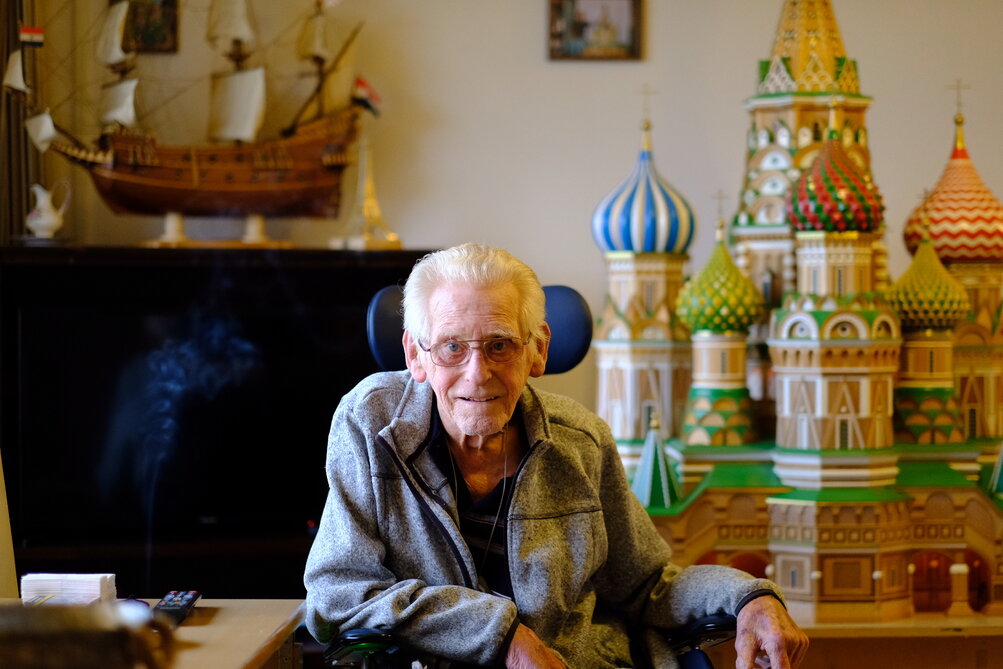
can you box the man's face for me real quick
[404,281,548,440]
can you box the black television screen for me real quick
[1,247,427,597]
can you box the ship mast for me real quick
[284,19,363,136]
[208,0,257,71]
[97,1,139,129]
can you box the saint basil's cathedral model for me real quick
[591,0,1003,623]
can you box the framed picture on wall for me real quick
[548,0,642,61]
[121,0,179,53]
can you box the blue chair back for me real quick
[366,284,592,375]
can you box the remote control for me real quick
[153,590,202,626]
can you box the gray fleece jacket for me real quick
[304,371,782,668]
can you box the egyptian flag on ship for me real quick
[351,77,381,116]
[19,26,44,47]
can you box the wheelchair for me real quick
[323,613,737,668]
[338,286,737,667]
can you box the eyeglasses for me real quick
[418,337,530,367]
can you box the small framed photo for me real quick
[123,0,179,54]
[548,0,642,61]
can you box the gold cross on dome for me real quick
[638,83,657,121]
[712,190,729,220]
[947,78,972,115]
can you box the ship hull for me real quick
[54,108,359,218]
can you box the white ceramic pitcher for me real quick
[26,180,70,238]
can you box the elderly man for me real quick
[305,244,808,668]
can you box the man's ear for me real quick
[402,330,428,382]
[529,322,551,378]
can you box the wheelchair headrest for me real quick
[366,284,593,375]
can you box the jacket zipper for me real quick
[375,434,475,589]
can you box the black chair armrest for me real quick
[323,627,396,666]
[326,615,738,667]
[668,612,737,654]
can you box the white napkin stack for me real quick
[20,573,117,605]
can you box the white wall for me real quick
[35,0,1003,410]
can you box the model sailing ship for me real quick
[3,0,363,244]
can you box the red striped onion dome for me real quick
[787,129,884,232]
[592,121,695,254]
[903,115,1003,262]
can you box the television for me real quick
[0,246,428,597]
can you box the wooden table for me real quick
[705,612,1003,668]
[1,598,304,669]
[157,599,304,669]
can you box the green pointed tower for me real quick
[630,413,683,511]
[887,221,971,444]
[676,221,764,446]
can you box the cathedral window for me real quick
[837,418,850,449]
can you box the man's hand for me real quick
[734,595,809,669]
[505,623,566,669]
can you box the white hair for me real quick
[402,243,547,345]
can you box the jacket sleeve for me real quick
[303,378,519,665]
[588,418,783,629]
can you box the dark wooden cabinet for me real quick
[0,245,430,597]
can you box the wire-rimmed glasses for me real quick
[418,337,530,367]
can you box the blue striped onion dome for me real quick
[592,121,696,254]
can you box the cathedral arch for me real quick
[774,123,792,149]
[713,397,740,413]
[686,500,717,538]
[911,550,952,612]
[797,126,813,148]
[964,499,994,540]
[822,314,868,340]
[686,428,711,445]
[750,170,789,195]
[759,150,792,171]
[750,195,787,224]
[728,552,770,579]
[923,492,954,520]
[965,549,990,612]
[955,322,989,347]
[780,314,818,340]
[794,147,820,169]
[699,413,725,427]
[727,494,758,521]
[871,315,898,339]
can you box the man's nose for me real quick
[462,345,493,377]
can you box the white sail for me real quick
[96,1,132,68]
[3,50,30,94]
[208,0,256,51]
[297,11,332,63]
[321,35,356,112]
[209,67,265,143]
[25,110,57,152]
[100,78,138,127]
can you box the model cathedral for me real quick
[591,0,1003,623]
